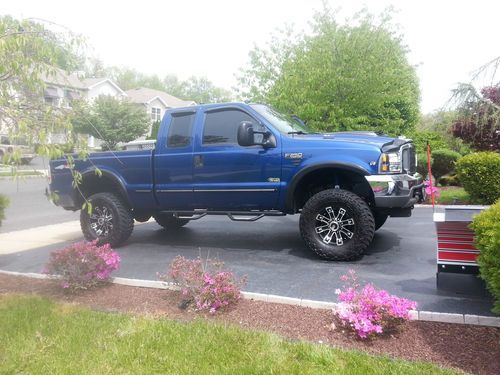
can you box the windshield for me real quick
[250,104,310,134]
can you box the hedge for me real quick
[431,149,461,182]
[471,201,500,313]
[456,152,500,204]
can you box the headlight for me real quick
[380,152,402,173]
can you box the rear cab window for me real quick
[167,112,196,148]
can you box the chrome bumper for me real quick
[365,173,425,208]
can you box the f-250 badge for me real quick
[284,152,303,159]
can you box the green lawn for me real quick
[437,187,471,205]
[0,295,457,375]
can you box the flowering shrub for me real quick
[424,180,439,199]
[159,255,245,313]
[334,270,417,339]
[44,240,120,291]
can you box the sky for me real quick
[2,0,499,113]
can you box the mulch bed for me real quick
[1,273,499,375]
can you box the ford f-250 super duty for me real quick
[49,103,424,261]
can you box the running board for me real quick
[160,209,285,222]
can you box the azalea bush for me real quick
[159,255,246,313]
[334,270,417,339]
[424,180,440,202]
[44,240,120,291]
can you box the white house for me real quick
[43,68,126,107]
[42,70,196,146]
[124,87,196,138]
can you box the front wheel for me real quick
[299,189,375,261]
[80,192,134,247]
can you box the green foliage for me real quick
[406,131,449,154]
[456,152,500,204]
[471,201,500,313]
[0,15,84,161]
[0,194,9,226]
[71,96,149,150]
[430,149,461,182]
[238,7,420,135]
[416,112,471,154]
[87,63,233,104]
[148,121,161,140]
[438,174,461,187]
[416,152,431,178]
[181,76,233,103]
[0,295,459,374]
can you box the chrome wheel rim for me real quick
[89,205,113,237]
[315,206,355,246]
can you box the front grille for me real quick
[401,144,416,174]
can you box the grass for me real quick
[0,295,457,375]
[436,187,471,205]
[0,169,43,177]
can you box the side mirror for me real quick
[237,121,256,146]
[237,121,276,148]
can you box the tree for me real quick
[71,96,149,150]
[85,60,233,104]
[451,85,500,151]
[182,76,233,103]
[0,15,83,159]
[237,7,420,135]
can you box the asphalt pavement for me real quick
[0,177,495,316]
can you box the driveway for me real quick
[0,178,495,316]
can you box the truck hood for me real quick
[292,131,410,151]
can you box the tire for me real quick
[299,189,375,261]
[153,213,189,229]
[373,211,389,231]
[80,192,134,247]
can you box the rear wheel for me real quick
[299,189,375,261]
[80,192,134,247]
[154,214,189,229]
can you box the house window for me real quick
[151,107,161,122]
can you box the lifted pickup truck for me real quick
[49,103,424,261]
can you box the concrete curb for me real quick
[1,269,498,328]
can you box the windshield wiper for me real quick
[287,131,308,135]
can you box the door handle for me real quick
[194,154,204,168]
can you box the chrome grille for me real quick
[401,144,416,174]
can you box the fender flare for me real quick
[284,162,370,212]
[77,168,132,207]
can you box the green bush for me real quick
[416,152,431,178]
[407,131,449,154]
[431,149,461,183]
[0,194,9,226]
[471,201,500,313]
[456,152,500,204]
[439,174,461,186]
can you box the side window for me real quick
[167,112,195,148]
[203,109,254,145]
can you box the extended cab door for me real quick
[154,110,197,209]
[192,106,281,211]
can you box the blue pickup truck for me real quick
[49,102,424,261]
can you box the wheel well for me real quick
[292,168,374,212]
[74,173,130,208]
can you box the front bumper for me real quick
[365,173,424,208]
